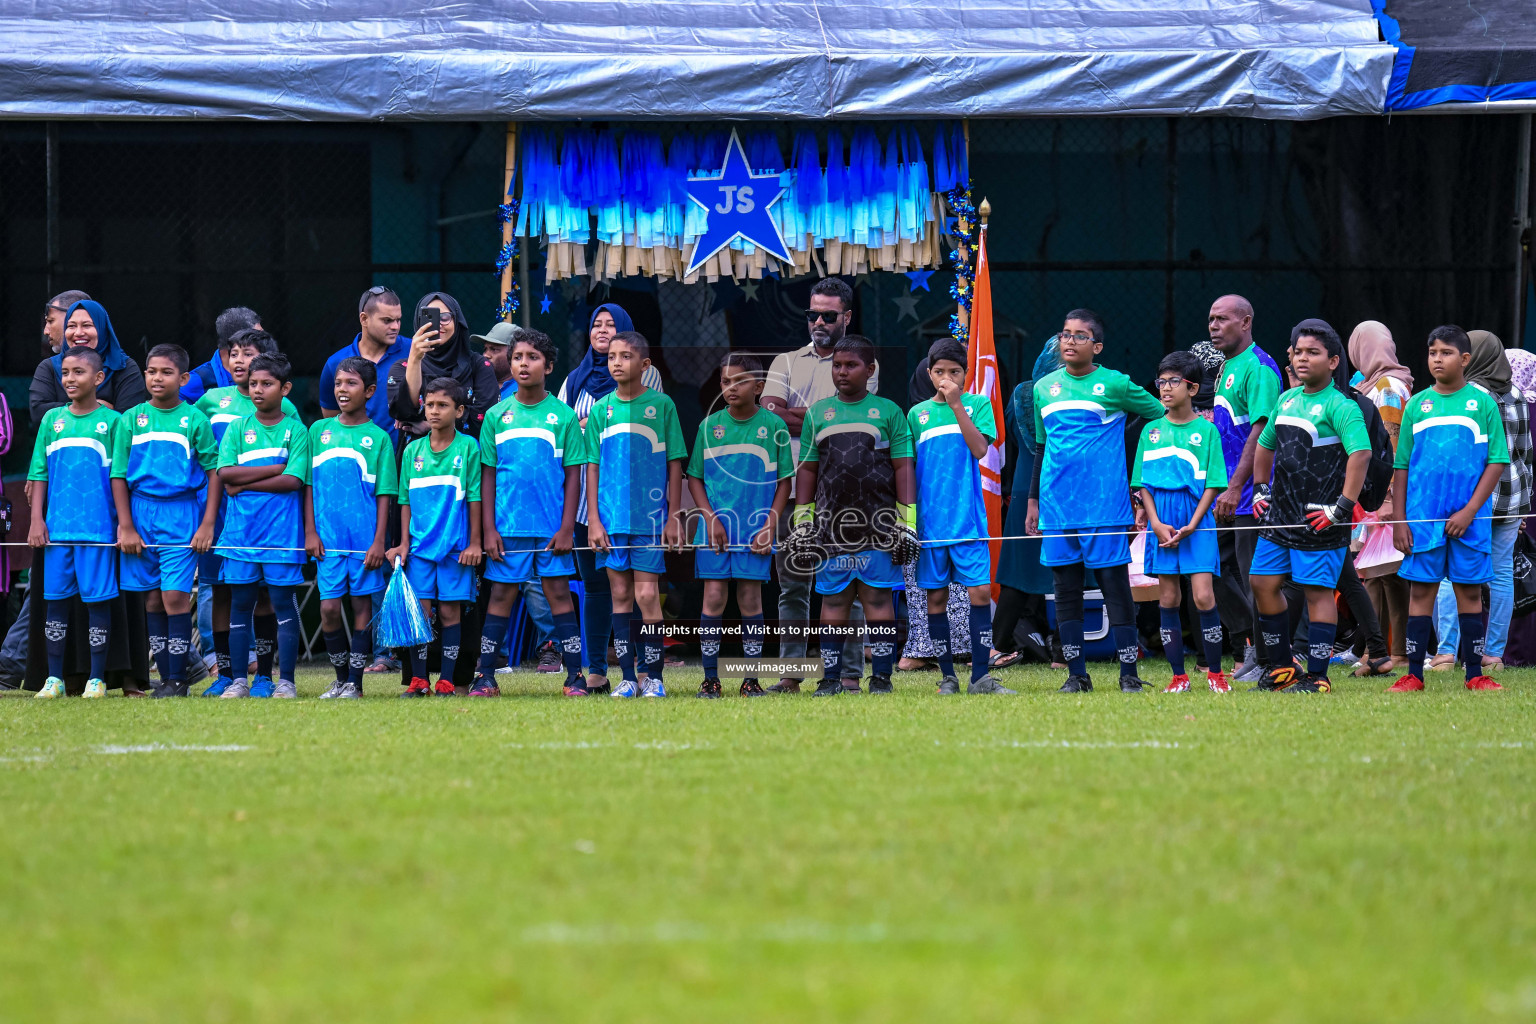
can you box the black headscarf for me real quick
[414,292,476,384]
[1290,318,1352,392]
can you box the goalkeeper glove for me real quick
[1304,495,1356,532]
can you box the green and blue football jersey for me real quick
[195,385,299,446]
[110,401,219,500]
[1394,383,1509,552]
[1212,345,1283,515]
[216,413,309,564]
[400,432,482,561]
[480,394,584,539]
[686,406,794,543]
[909,394,996,546]
[28,404,122,544]
[581,388,688,537]
[305,418,397,555]
[1257,385,1371,550]
[1033,366,1163,531]
[1131,416,1229,526]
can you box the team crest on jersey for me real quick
[244,430,257,444]
[1091,382,1106,396]
[452,455,463,469]
[361,436,373,448]
[1283,398,1294,410]
[501,411,513,425]
[1466,399,1479,411]
[1420,399,1433,413]
[95,422,108,434]
[1190,432,1202,445]
[606,406,614,419]
[824,408,835,421]
[136,413,148,428]
[52,419,64,433]
[320,429,332,445]
[1149,428,1160,443]
[1225,373,1235,389]
[413,454,425,471]
[546,412,558,424]
[918,411,930,425]
[1048,383,1062,397]
[867,407,880,419]
[179,416,189,428]
[219,396,231,409]
[712,424,725,440]
[756,426,768,439]
[1310,405,1322,416]
[643,406,657,419]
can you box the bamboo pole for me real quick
[500,123,518,322]
[955,120,973,339]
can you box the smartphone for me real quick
[417,308,443,338]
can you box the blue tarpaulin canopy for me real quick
[0,1,1396,121]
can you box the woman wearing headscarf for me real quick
[1431,330,1531,673]
[22,299,151,694]
[1346,320,1414,670]
[387,291,500,442]
[558,303,664,693]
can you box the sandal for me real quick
[1481,657,1505,673]
[896,657,936,672]
[1427,654,1456,672]
[989,650,1023,669]
[1353,655,1394,677]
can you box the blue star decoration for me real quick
[539,292,552,315]
[904,269,934,293]
[685,130,791,274]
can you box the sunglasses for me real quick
[1153,377,1196,390]
[804,309,843,324]
[358,284,391,312]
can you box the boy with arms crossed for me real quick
[1389,325,1509,692]
[1249,320,1371,693]
[304,357,397,699]
[789,335,913,696]
[1025,309,1163,693]
[215,353,309,698]
[584,332,687,699]
[687,353,793,698]
[1132,351,1231,693]
[478,330,586,697]
[28,347,121,699]
[112,344,222,698]
[908,338,1014,695]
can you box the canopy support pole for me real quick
[501,122,519,323]
[1514,113,1531,343]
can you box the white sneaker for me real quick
[273,679,298,699]
[81,678,107,699]
[337,682,362,699]
[612,679,639,699]
[35,676,65,699]
[220,679,251,699]
[318,681,347,699]
[641,678,667,698]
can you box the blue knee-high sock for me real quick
[1306,620,1336,676]
[584,588,612,676]
[643,625,664,683]
[440,622,462,684]
[229,584,259,684]
[870,618,895,678]
[213,627,231,679]
[44,599,70,679]
[1059,618,1086,676]
[1160,606,1185,676]
[146,609,169,682]
[1114,625,1140,679]
[167,612,192,684]
[1198,608,1224,676]
[479,613,509,677]
[1406,614,1432,678]
[322,629,349,682]
[411,641,428,681]
[613,611,636,682]
[349,629,371,688]
[700,613,722,677]
[86,602,111,681]
[821,633,845,681]
[267,587,300,683]
[1259,612,1292,673]
[1460,613,1487,680]
[969,603,992,683]
[928,611,955,678]
[554,610,582,683]
[742,613,765,660]
[254,612,276,678]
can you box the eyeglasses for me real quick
[804,309,843,324]
[1153,377,1195,390]
[358,285,391,312]
[1059,331,1095,344]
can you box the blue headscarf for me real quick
[561,303,636,403]
[52,300,131,383]
[1032,333,1063,380]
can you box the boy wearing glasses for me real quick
[1132,351,1230,693]
[1025,309,1164,693]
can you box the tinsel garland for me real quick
[495,198,522,320]
[944,182,977,346]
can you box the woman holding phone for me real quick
[386,291,499,440]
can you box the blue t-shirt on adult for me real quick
[179,352,235,403]
[318,333,413,444]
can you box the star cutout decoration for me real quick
[685,130,791,274]
[892,292,920,322]
[539,292,552,315]
[904,269,934,293]
[741,279,761,303]
[854,272,873,288]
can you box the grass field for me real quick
[2,660,1534,1023]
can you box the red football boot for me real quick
[1207,672,1232,693]
[1386,674,1424,692]
[1465,675,1503,691]
[1163,674,1190,693]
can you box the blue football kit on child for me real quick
[909,393,997,590]
[111,401,219,594]
[400,432,482,602]
[1131,415,1228,576]
[216,413,310,587]
[583,388,688,576]
[686,406,793,581]
[29,405,123,604]
[306,418,397,599]
[480,394,584,584]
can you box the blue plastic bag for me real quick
[376,557,434,650]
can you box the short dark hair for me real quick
[335,356,378,390]
[228,328,277,356]
[720,351,764,376]
[61,345,103,373]
[1428,324,1471,354]
[833,334,876,366]
[810,277,853,312]
[47,289,90,313]
[359,286,401,314]
[611,330,650,361]
[1158,350,1204,384]
[927,338,967,370]
[248,353,292,385]
[215,307,261,348]
[1292,320,1343,360]
[512,327,557,367]
[1063,308,1105,344]
[423,376,467,407]
[146,343,190,374]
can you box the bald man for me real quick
[1207,294,1283,682]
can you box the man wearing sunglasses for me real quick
[762,277,879,692]
[317,286,411,445]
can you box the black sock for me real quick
[411,642,428,681]
[168,612,192,684]
[1198,608,1224,676]
[928,610,954,678]
[742,613,765,660]
[146,609,169,682]
[228,584,258,684]
[1259,612,1292,672]
[614,611,636,682]
[214,629,231,679]
[479,613,509,677]
[821,636,844,681]
[554,610,582,684]
[323,629,349,682]
[1460,613,1487,680]
[268,588,300,683]
[254,612,276,678]
[969,603,992,683]
[1113,624,1140,679]
[349,629,371,689]
[643,630,664,683]
[440,622,462,684]
[86,602,112,681]
[870,619,896,678]
[1306,621,1335,676]
[1406,614,1431,678]
[1160,606,1185,676]
[1059,619,1086,676]
[700,613,721,677]
[44,599,70,679]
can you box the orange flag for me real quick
[966,224,1006,598]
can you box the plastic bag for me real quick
[376,557,434,649]
[1354,519,1403,579]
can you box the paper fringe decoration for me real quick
[512,121,969,285]
[377,557,435,651]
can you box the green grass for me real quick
[2,661,1535,1023]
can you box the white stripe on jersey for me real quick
[46,436,110,464]
[917,423,963,445]
[599,422,666,454]
[130,431,191,456]
[210,413,239,427]
[495,426,561,458]
[1213,395,1249,424]
[1040,400,1125,425]
[1412,415,1488,444]
[812,422,888,449]
[407,474,465,500]
[311,446,377,484]
[1141,446,1207,480]
[1273,414,1339,446]
[237,446,289,464]
[701,443,774,473]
